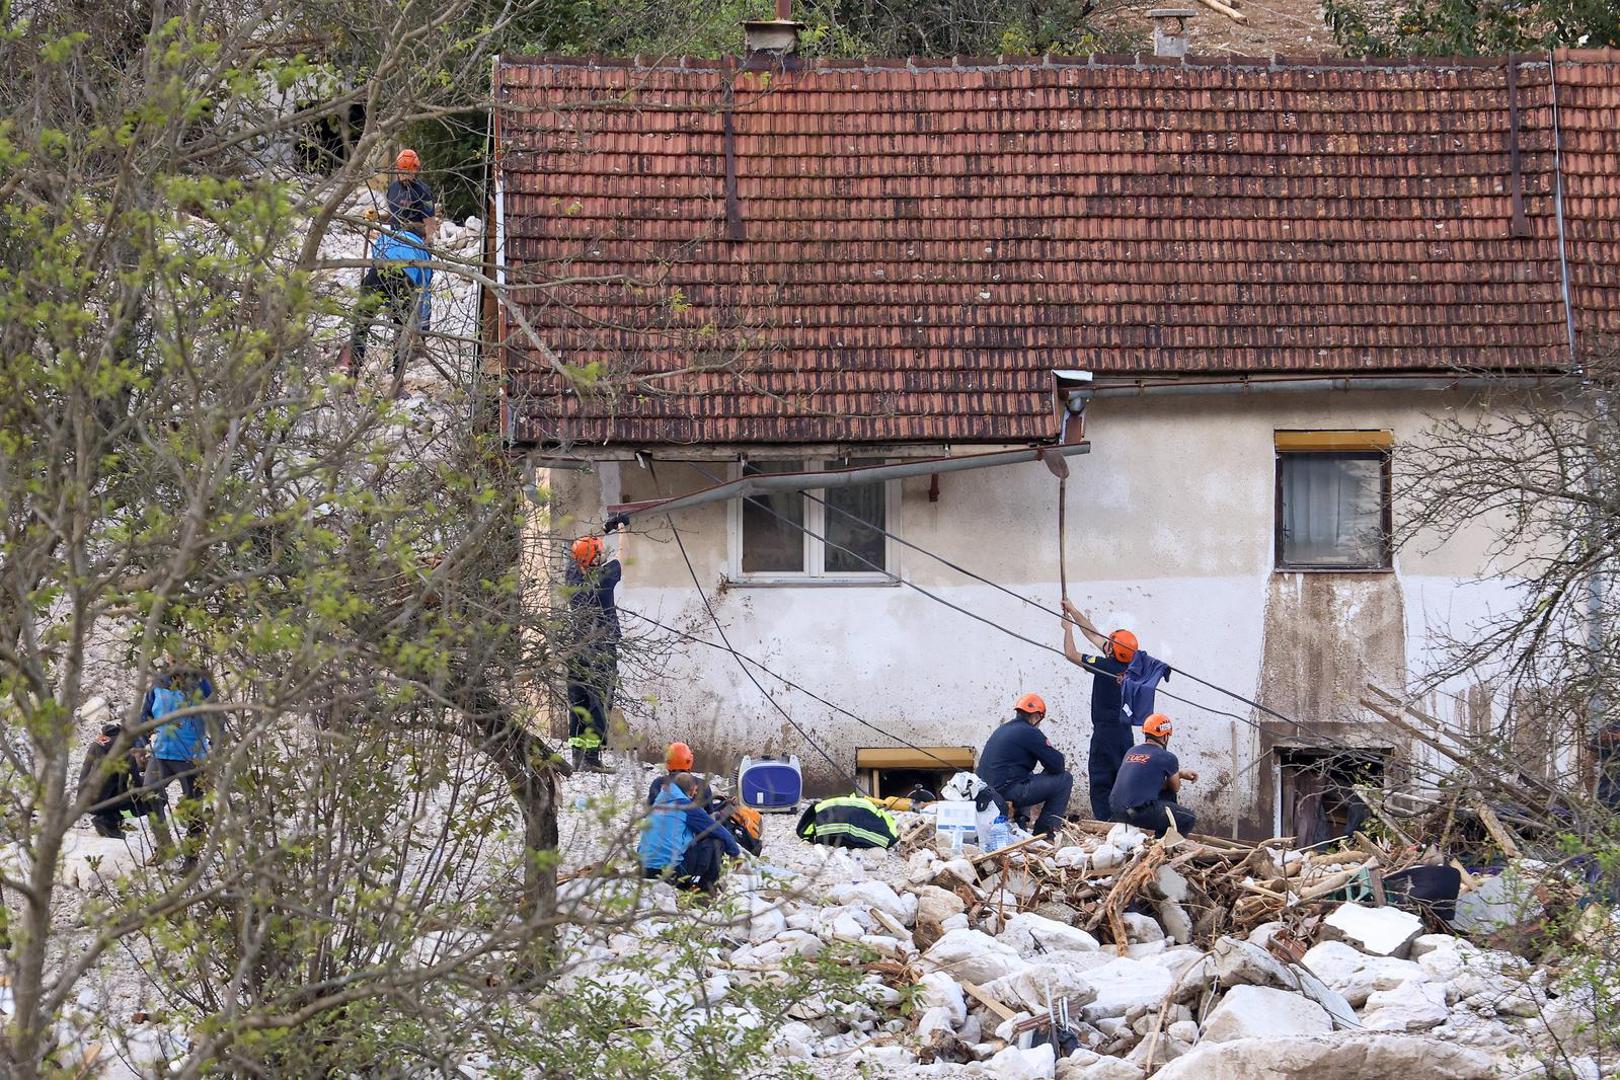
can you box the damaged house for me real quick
[489,31,1620,835]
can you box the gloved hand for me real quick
[603,512,630,533]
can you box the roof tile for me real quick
[494,51,1620,446]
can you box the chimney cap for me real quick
[1148,8,1196,57]
[742,17,804,55]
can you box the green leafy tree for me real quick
[1326,0,1620,56]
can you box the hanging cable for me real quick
[620,607,983,778]
[684,459,1330,736]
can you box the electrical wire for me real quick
[681,459,1311,731]
[619,606,983,780]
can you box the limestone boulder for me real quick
[912,884,967,925]
[1001,911,1101,957]
[1200,985,1333,1043]
[1077,956,1174,1021]
[924,927,1027,984]
[1152,1034,1500,1080]
[1321,903,1424,958]
[1301,940,1427,1008]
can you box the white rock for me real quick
[1089,844,1124,872]
[830,879,914,924]
[1153,865,1190,903]
[1201,985,1332,1042]
[1360,979,1450,1032]
[986,955,1110,1013]
[918,971,969,1024]
[771,1020,817,1059]
[1001,912,1101,956]
[914,883,967,924]
[1300,941,1427,1007]
[936,857,980,887]
[942,913,970,931]
[1408,933,1462,959]
[1167,1019,1199,1044]
[1071,1059,1143,1080]
[1106,823,1146,852]
[1120,912,1164,944]
[917,1004,957,1042]
[1054,845,1091,868]
[925,927,1028,984]
[463,215,482,231]
[1077,956,1174,1020]
[1321,902,1423,958]
[1153,1034,1499,1079]
[742,895,787,943]
[907,849,939,884]
[1157,901,1193,945]
[981,1043,1057,1080]
[858,1045,915,1067]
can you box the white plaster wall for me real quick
[549,390,1531,834]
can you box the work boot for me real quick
[92,817,124,839]
[582,749,609,773]
[568,747,584,771]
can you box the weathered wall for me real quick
[539,390,1527,835]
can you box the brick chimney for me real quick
[1148,8,1196,57]
[743,0,803,56]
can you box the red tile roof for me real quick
[494,51,1620,447]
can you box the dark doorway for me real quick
[1278,747,1386,846]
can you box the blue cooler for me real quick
[738,755,802,812]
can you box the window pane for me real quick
[1279,453,1388,568]
[823,458,887,575]
[741,460,806,573]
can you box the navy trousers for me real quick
[1087,724,1134,820]
[1115,797,1197,838]
[1000,771,1074,835]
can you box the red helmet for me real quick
[666,742,694,770]
[571,535,603,568]
[395,148,421,171]
[1143,713,1173,739]
[1108,629,1139,664]
[1014,692,1047,716]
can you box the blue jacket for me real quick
[1120,651,1172,724]
[141,668,214,762]
[639,785,740,871]
[977,717,1066,792]
[372,229,432,288]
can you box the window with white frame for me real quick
[732,459,896,581]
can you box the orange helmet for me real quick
[1108,629,1139,664]
[666,742,694,770]
[395,148,421,171]
[571,535,604,568]
[1014,692,1047,716]
[1143,713,1173,739]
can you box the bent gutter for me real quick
[1074,375,1578,401]
[606,442,1091,518]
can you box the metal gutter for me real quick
[606,442,1091,517]
[1075,374,1577,401]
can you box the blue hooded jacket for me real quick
[639,784,740,871]
[142,668,214,762]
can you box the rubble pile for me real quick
[616,816,1618,1079]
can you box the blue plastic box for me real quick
[738,754,802,812]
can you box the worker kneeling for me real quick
[977,693,1074,836]
[1109,713,1198,837]
[639,772,741,895]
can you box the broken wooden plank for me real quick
[1474,800,1523,859]
[1193,0,1248,22]
[962,979,1019,1022]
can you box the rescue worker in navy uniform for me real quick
[1110,713,1198,837]
[1061,599,1141,820]
[564,513,629,770]
[976,692,1074,836]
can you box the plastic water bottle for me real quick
[986,814,1011,853]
